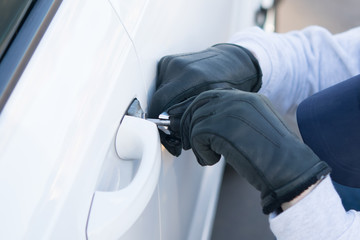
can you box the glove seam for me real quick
[262,162,331,214]
[162,76,260,111]
[227,114,280,147]
[191,131,276,194]
[259,94,296,136]
[230,98,286,138]
[158,51,217,87]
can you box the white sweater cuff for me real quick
[269,176,355,240]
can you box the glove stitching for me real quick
[231,98,286,137]
[160,53,218,85]
[212,43,263,80]
[259,94,295,136]
[191,132,276,192]
[162,76,259,111]
[182,99,218,149]
[227,114,280,147]
[159,42,253,82]
[157,50,213,86]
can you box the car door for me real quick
[107,1,263,239]
[0,0,161,239]
[0,0,264,239]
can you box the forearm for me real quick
[229,26,360,117]
[281,179,321,211]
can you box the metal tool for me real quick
[145,118,170,126]
[126,99,171,135]
[146,112,171,135]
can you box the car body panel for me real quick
[0,0,262,239]
[87,115,162,239]
[0,0,148,238]
[109,0,261,239]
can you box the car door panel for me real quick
[110,0,261,239]
[87,116,162,239]
[0,0,263,239]
[110,0,255,239]
[0,0,158,238]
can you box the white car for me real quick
[0,0,274,239]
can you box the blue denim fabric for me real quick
[333,180,360,211]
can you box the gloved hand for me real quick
[181,89,331,214]
[148,44,262,156]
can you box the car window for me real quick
[0,0,35,61]
[0,0,61,113]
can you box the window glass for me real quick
[0,0,34,60]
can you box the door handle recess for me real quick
[87,116,161,239]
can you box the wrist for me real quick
[281,179,322,211]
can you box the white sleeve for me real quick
[229,26,360,120]
[268,176,360,240]
[230,27,360,239]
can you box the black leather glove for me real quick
[148,43,262,156]
[181,89,331,214]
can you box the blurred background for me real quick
[277,0,360,33]
[211,0,360,239]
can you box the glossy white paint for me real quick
[0,0,146,239]
[0,0,262,239]
[88,116,161,239]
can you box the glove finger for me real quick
[191,126,222,166]
[185,96,228,165]
[149,44,262,119]
[166,96,196,135]
[156,88,229,156]
[148,49,215,118]
[181,90,222,150]
[159,131,182,157]
[152,97,195,156]
[181,89,258,165]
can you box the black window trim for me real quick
[0,0,36,61]
[0,0,62,113]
